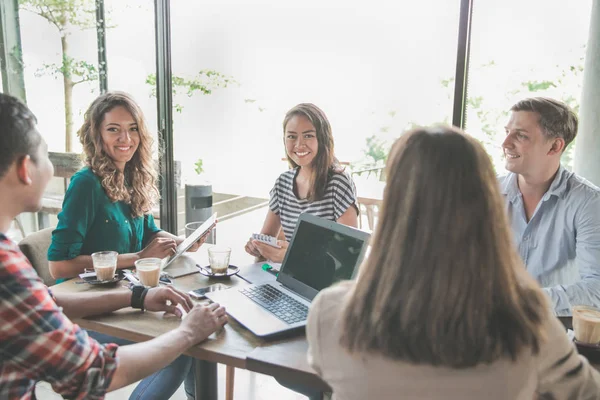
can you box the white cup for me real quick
[135,257,162,287]
[91,251,118,281]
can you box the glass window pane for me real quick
[466,0,593,171]
[104,1,161,227]
[19,1,100,154]
[104,0,157,134]
[170,0,460,239]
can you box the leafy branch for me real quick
[146,70,237,112]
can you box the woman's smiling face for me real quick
[100,106,140,171]
[284,114,319,168]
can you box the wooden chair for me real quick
[351,163,385,231]
[18,227,55,286]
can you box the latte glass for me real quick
[91,251,118,281]
[207,246,231,275]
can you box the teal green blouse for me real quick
[48,167,161,264]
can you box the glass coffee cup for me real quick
[207,246,231,275]
[572,305,600,345]
[91,251,118,281]
[135,258,162,287]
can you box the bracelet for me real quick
[131,285,148,311]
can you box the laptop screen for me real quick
[277,213,370,299]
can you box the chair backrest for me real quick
[49,152,83,191]
[18,227,55,286]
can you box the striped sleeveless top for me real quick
[269,168,358,241]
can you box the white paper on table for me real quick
[266,261,282,272]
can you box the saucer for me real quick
[82,274,124,286]
[197,265,240,278]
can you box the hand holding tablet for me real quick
[161,213,217,270]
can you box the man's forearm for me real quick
[107,327,194,392]
[55,290,132,319]
[546,279,600,316]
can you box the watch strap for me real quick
[131,285,148,311]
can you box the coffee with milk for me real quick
[573,305,600,345]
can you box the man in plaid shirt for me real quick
[0,93,227,399]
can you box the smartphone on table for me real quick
[188,283,230,300]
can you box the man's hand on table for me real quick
[144,286,194,317]
[143,286,228,344]
[180,302,228,345]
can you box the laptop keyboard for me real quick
[240,284,309,325]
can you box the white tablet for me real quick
[161,213,217,270]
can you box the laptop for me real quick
[205,213,371,337]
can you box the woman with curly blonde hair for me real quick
[48,91,206,279]
[47,91,209,399]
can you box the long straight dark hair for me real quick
[340,126,546,367]
[283,103,341,202]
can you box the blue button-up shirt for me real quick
[499,165,600,316]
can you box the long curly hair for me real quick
[77,91,159,217]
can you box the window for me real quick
[169,0,461,236]
[465,0,592,171]
[18,1,101,153]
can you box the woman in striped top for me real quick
[245,103,359,263]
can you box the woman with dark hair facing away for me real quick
[245,103,359,263]
[306,126,600,399]
[47,91,211,399]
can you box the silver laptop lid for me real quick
[276,213,370,301]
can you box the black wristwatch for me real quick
[131,285,149,311]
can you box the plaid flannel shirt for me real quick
[0,234,119,399]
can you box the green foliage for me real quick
[456,54,585,171]
[20,0,99,86]
[19,0,97,32]
[364,135,389,164]
[36,57,98,83]
[194,159,204,175]
[521,80,556,92]
[146,71,237,112]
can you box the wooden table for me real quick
[50,246,330,399]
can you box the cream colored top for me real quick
[306,284,600,400]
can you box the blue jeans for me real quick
[87,330,195,399]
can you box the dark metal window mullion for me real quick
[95,0,108,93]
[0,0,27,102]
[154,0,177,234]
[452,0,474,129]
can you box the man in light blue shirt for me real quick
[498,97,600,316]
